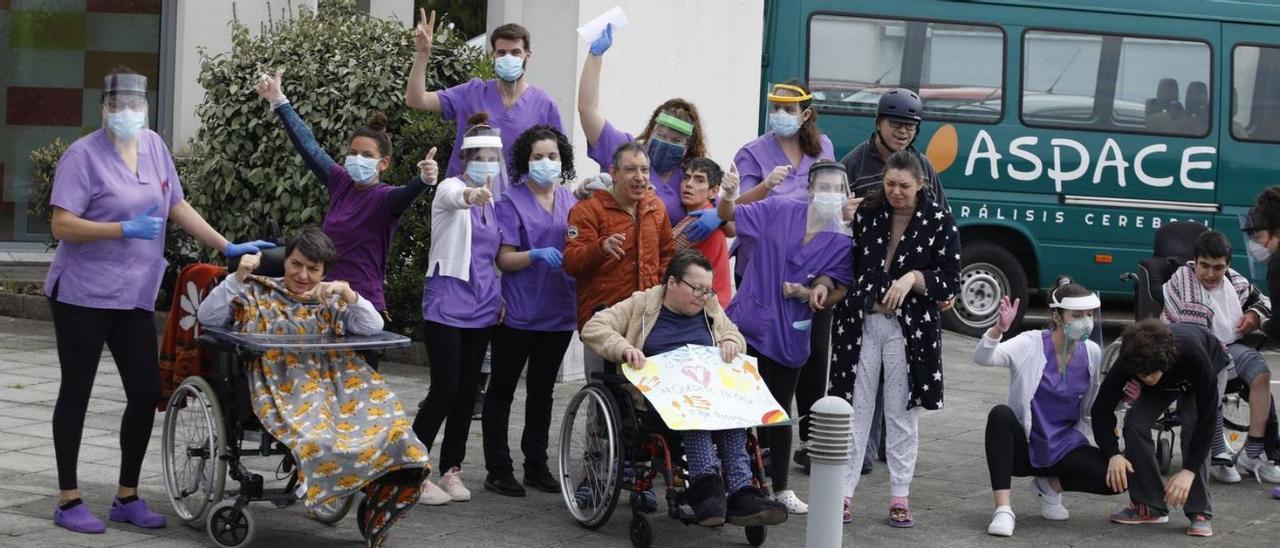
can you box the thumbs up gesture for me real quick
[418,147,439,185]
[719,163,741,201]
[121,203,164,240]
[468,176,494,207]
[255,69,287,107]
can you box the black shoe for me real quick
[484,473,526,497]
[793,448,809,468]
[861,459,873,475]
[523,466,561,494]
[685,474,727,527]
[726,486,787,527]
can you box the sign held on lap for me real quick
[623,344,789,431]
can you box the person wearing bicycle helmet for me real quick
[839,88,947,209]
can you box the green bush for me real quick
[26,137,70,239]
[183,0,491,332]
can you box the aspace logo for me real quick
[923,124,1216,192]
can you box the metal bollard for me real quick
[805,396,854,548]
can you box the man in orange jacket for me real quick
[564,141,675,376]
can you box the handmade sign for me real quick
[623,344,790,431]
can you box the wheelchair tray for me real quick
[201,326,412,353]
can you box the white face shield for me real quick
[1050,292,1102,345]
[460,133,508,200]
[806,163,852,237]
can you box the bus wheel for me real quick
[944,243,1028,337]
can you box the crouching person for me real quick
[580,249,787,527]
[197,226,429,547]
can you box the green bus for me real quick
[762,0,1280,335]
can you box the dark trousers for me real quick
[984,405,1118,494]
[482,326,573,476]
[752,346,802,492]
[1125,390,1212,517]
[796,307,832,443]
[412,320,492,474]
[49,298,161,490]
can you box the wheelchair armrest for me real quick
[196,332,240,353]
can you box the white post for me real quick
[805,396,853,548]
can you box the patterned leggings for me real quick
[844,313,919,499]
[684,429,752,494]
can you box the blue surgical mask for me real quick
[647,136,686,174]
[1064,317,1093,342]
[466,161,501,187]
[106,109,147,140]
[494,55,524,82]
[768,111,801,137]
[344,155,379,184]
[528,159,562,187]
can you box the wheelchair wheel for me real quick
[162,376,227,525]
[558,384,623,529]
[1101,338,1122,376]
[1156,432,1174,476]
[629,512,654,548]
[309,493,355,524]
[208,500,256,547]
[746,525,767,546]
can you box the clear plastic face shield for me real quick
[101,73,149,139]
[646,112,693,174]
[460,131,509,200]
[765,83,813,137]
[1049,292,1103,346]
[806,162,851,236]
[1240,210,1275,279]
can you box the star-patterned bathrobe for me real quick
[829,196,961,410]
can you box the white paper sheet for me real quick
[577,6,629,43]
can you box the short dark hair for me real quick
[1118,319,1178,376]
[1255,186,1280,233]
[885,149,924,182]
[685,157,723,188]
[285,225,337,269]
[1192,230,1232,261]
[663,248,713,285]
[1048,275,1092,327]
[610,141,648,169]
[490,23,531,51]
[509,125,575,182]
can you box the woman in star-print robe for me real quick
[829,150,960,526]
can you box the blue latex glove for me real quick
[224,240,277,258]
[681,208,721,243]
[589,23,613,56]
[121,204,164,240]
[529,247,564,269]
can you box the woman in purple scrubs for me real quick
[412,113,505,506]
[715,161,857,515]
[975,279,1120,537]
[481,125,578,497]
[256,70,433,320]
[45,68,272,534]
[576,24,717,241]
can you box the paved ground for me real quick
[0,313,1277,547]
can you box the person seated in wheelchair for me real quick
[1091,320,1228,537]
[974,277,1124,538]
[580,249,788,527]
[1161,230,1280,484]
[196,226,429,546]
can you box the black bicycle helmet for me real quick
[877,88,924,123]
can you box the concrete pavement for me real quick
[0,313,1277,547]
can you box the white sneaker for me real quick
[1236,451,1280,483]
[439,466,472,501]
[1032,477,1069,520]
[771,489,809,515]
[987,506,1015,537]
[1210,460,1242,484]
[419,478,451,505]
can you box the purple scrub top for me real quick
[494,182,578,332]
[1029,331,1091,468]
[422,205,502,328]
[438,78,564,178]
[321,164,398,311]
[45,129,184,311]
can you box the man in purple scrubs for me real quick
[405,9,563,181]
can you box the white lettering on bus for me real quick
[963,130,1215,191]
[958,204,1207,230]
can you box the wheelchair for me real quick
[158,246,412,547]
[557,368,774,548]
[1101,221,1259,474]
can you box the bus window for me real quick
[807,14,1003,123]
[1022,30,1210,137]
[1233,45,1280,143]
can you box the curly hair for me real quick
[1118,319,1178,376]
[635,98,707,166]
[509,125,575,182]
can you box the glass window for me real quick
[1022,30,1211,137]
[0,1,163,243]
[807,15,1003,123]
[1233,44,1280,142]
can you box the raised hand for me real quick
[414,8,436,55]
[468,176,494,207]
[763,165,792,190]
[996,296,1020,334]
[235,251,261,283]
[719,163,741,201]
[418,146,438,184]
[589,23,613,56]
[255,69,285,104]
[842,196,864,223]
